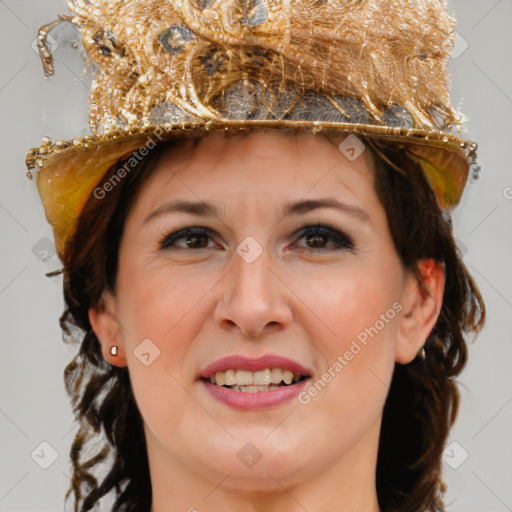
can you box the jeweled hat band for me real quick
[147,83,417,129]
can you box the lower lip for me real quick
[200,378,310,410]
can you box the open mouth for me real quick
[201,368,310,393]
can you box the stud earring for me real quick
[110,346,119,356]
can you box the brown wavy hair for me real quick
[57,131,485,512]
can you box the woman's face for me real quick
[91,130,442,502]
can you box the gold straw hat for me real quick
[25,0,480,264]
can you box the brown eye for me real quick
[185,233,209,249]
[160,227,213,250]
[305,232,329,249]
[297,225,354,251]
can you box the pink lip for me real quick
[200,378,310,411]
[199,354,312,379]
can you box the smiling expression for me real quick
[90,129,443,506]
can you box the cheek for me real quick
[294,262,400,409]
[116,262,218,360]
[296,259,402,348]
[115,268,214,442]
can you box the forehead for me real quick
[158,130,375,175]
[127,130,380,221]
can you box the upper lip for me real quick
[199,354,312,379]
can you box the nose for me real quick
[214,245,293,338]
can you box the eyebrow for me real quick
[143,198,371,225]
[281,198,371,224]
[143,199,219,225]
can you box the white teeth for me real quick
[231,385,281,392]
[283,370,293,385]
[253,369,271,385]
[235,369,253,385]
[207,368,305,387]
[270,368,283,384]
[224,369,236,385]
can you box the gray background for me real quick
[1,1,511,510]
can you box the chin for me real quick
[189,435,319,489]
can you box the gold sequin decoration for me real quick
[35,0,464,135]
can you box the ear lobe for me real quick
[395,259,445,364]
[88,291,127,367]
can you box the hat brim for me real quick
[26,119,474,263]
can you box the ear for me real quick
[88,291,127,367]
[395,259,445,364]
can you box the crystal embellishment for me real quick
[158,25,194,54]
[148,102,197,125]
[241,0,268,27]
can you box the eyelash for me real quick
[158,223,355,252]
